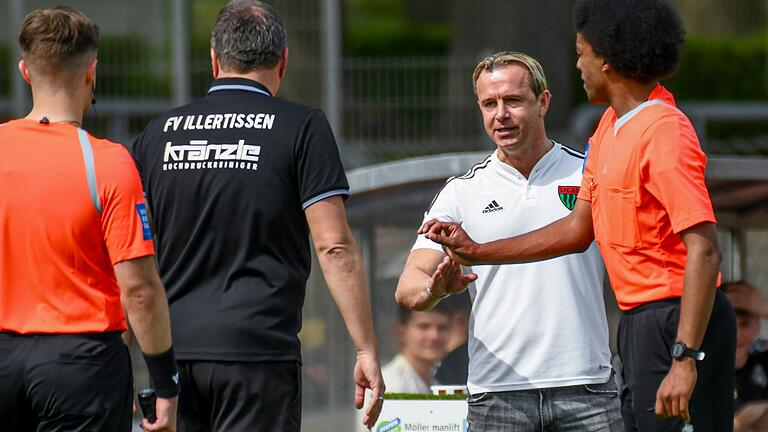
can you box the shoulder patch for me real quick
[136,203,153,240]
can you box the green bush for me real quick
[345,22,451,58]
[384,393,467,400]
[97,35,170,98]
[663,33,768,100]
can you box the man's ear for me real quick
[18,60,32,85]
[278,47,288,79]
[210,48,220,79]
[538,89,552,117]
[85,58,98,87]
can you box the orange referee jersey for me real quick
[0,119,154,334]
[577,85,716,310]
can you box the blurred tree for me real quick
[677,0,767,36]
[447,0,576,135]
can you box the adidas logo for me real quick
[482,200,503,213]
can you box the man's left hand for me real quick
[655,358,697,422]
[354,351,385,429]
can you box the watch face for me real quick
[672,343,685,358]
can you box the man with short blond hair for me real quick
[397,51,621,430]
[0,6,177,432]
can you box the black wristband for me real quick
[143,347,180,398]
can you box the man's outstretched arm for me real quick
[396,249,477,311]
[305,195,384,429]
[420,198,595,265]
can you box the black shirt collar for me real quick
[208,78,272,97]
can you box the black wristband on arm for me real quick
[143,347,180,398]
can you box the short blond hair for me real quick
[19,6,99,72]
[472,51,548,97]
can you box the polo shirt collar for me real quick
[208,78,273,97]
[491,140,560,184]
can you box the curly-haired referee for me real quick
[420,1,735,431]
[0,7,179,432]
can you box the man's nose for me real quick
[494,103,509,121]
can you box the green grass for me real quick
[384,393,467,400]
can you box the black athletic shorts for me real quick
[177,360,302,432]
[0,331,133,432]
[618,289,736,432]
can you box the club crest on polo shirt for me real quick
[558,186,580,211]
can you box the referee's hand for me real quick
[141,396,177,432]
[655,358,696,422]
[354,351,385,429]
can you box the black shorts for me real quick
[177,360,302,432]
[618,289,736,432]
[0,331,133,432]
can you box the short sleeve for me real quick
[96,144,155,264]
[295,110,349,209]
[642,116,716,233]
[577,139,595,202]
[412,180,459,252]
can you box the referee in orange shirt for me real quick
[0,7,178,431]
[420,0,735,431]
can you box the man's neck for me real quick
[26,88,85,126]
[608,80,658,118]
[401,352,435,387]
[497,136,553,178]
[216,70,280,96]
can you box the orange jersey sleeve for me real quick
[640,115,716,233]
[92,138,155,264]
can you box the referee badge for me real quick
[558,186,580,211]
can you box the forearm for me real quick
[123,284,173,355]
[395,266,444,311]
[121,317,133,348]
[318,241,378,355]
[676,241,720,349]
[472,209,593,264]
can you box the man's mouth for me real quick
[495,126,518,137]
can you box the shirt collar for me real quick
[647,83,676,106]
[208,78,272,97]
[612,84,676,135]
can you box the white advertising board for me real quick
[372,400,468,432]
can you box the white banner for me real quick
[372,400,468,432]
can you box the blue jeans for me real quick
[467,379,623,431]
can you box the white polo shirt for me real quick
[413,142,612,394]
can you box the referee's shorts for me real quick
[0,331,133,432]
[618,289,736,432]
[177,360,302,432]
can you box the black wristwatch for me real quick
[670,341,705,361]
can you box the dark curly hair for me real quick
[573,0,685,83]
